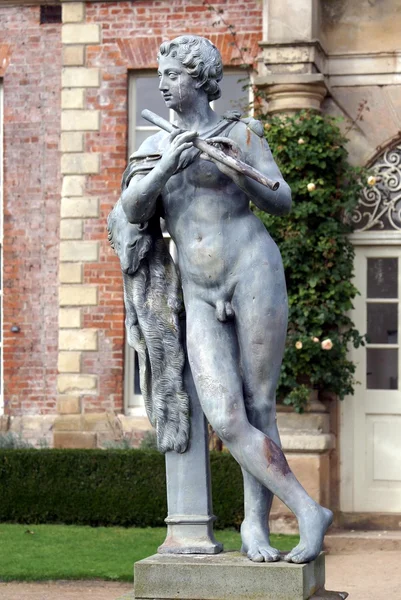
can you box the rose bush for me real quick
[254,111,366,412]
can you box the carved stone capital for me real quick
[260,80,327,114]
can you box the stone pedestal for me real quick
[133,552,346,600]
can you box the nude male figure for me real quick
[122,35,333,564]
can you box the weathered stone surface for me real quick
[134,552,325,600]
[62,45,85,66]
[2,415,56,448]
[57,374,98,394]
[54,431,97,449]
[59,285,98,306]
[53,414,83,431]
[280,433,335,452]
[62,176,86,197]
[59,328,97,351]
[61,131,84,153]
[62,24,101,45]
[61,196,99,219]
[62,2,85,24]
[61,152,100,174]
[60,219,83,240]
[61,89,85,110]
[58,351,81,373]
[60,240,99,262]
[59,307,82,329]
[83,413,115,432]
[264,0,318,44]
[59,263,83,284]
[277,411,330,433]
[57,395,82,415]
[61,110,100,131]
[62,67,100,88]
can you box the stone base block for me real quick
[133,551,327,600]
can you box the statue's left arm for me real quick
[212,121,292,216]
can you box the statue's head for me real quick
[158,35,223,102]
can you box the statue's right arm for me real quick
[122,128,197,224]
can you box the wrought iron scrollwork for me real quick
[352,144,401,231]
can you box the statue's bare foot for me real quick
[284,505,333,564]
[240,519,280,563]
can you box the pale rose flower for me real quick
[321,338,333,350]
[367,175,376,186]
[298,138,305,145]
[307,182,316,192]
[312,337,319,343]
[295,341,303,350]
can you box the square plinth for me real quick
[133,551,325,600]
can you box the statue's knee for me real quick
[212,414,241,444]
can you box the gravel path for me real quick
[1,551,400,599]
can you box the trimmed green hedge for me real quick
[0,449,243,529]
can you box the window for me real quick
[40,5,62,24]
[125,71,250,415]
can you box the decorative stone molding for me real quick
[352,143,401,232]
[260,80,327,114]
[256,41,328,113]
[258,41,327,77]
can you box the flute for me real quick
[141,109,280,192]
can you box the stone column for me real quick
[256,0,328,113]
[159,359,223,555]
[54,2,101,448]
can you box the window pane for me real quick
[367,303,398,344]
[367,258,398,298]
[134,352,141,395]
[136,77,169,126]
[214,73,250,116]
[367,348,398,389]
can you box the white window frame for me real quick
[124,70,252,415]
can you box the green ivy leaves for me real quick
[256,111,366,412]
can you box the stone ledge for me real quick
[281,433,335,453]
[134,551,325,600]
[54,431,97,449]
[254,72,326,87]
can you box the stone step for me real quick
[324,530,401,554]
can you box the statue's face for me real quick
[158,55,202,111]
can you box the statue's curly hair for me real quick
[158,35,223,101]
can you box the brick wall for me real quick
[82,0,263,414]
[1,0,262,423]
[0,5,62,416]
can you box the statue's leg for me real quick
[186,298,333,564]
[233,272,287,562]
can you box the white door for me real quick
[341,246,401,512]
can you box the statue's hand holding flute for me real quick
[142,109,280,191]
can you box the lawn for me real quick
[0,524,299,582]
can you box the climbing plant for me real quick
[254,111,367,412]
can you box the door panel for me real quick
[343,246,401,512]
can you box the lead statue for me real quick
[109,35,333,565]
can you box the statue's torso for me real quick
[144,127,283,299]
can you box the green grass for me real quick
[0,524,299,582]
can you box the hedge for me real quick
[0,449,243,529]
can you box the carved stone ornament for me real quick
[353,143,401,231]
